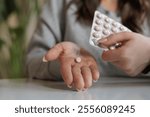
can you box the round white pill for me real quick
[111,27,118,33]
[95,19,102,25]
[119,26,125,31]
[93,32,100,38]
[103,30,109,36]
[104,24,110,29]
[94,26,101,31]
[96,13,102,19]
[105,18,110,23]
[75,57,82,63]
[112,22,118,27]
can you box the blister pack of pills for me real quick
[89,11,131,50]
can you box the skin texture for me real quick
[41,1,150,91]
[99,32,150,76]
[43,42,100,91]
[101,0,118,12]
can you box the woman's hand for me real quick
[99,32,150,76]
[43,42,100,91]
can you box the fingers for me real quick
[98,32,134,48]
[102,48,123,62]
[89,65,100,81]
[81,66,92,89]
[61,58,99,91]
[72,64,84,91]
[43,43,63,62]
[71,64,99,91]
[61,61,73,87]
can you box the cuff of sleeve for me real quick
[48,60,62,81]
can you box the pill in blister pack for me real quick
[89,11,131,49]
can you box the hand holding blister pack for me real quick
[89,11,131,50]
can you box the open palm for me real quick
[43,42,100,91]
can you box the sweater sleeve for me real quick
[26,0,66,80]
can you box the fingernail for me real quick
[42,56,48,62]
[76,89,82,92]
[82,88,88,91]
[93,80,98,83]
[67,85,72,89]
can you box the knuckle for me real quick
[124,65,137,77]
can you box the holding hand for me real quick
[43,42,100,91]
[99,32,150,76]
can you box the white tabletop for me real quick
[0,77,150,100]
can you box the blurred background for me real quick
[0,0,46,78]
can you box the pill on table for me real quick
[75,57,82,63]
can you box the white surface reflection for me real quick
[0,77,150,100]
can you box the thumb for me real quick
[98,32,132,48]
[43,43,63,62]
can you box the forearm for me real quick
[26,0,65,80]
